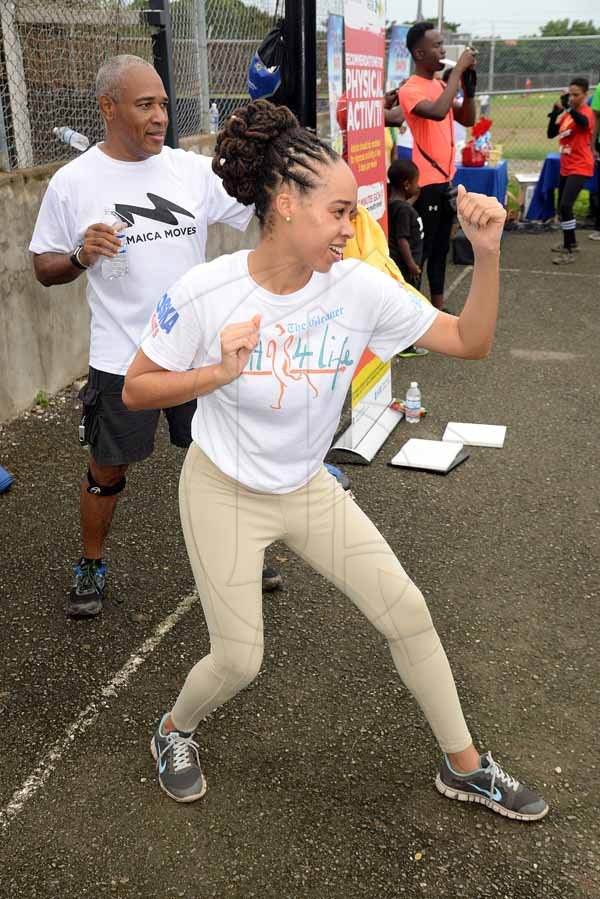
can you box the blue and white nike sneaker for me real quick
[150,714,207,803]
[436,751,549,821]
[68,558,106,618]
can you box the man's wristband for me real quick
[69,245,90,271]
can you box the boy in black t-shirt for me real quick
[387,158,424,286]
[387,158,427,358]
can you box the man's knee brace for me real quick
[86,467,126,497]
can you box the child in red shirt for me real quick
[547,77,595,263]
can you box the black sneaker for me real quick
[262,563,282,592]
[67,558,106,618]
[436,751,549,821]
[150,714,207,803]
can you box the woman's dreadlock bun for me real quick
[212,100,299,208]
[212,99,338,225]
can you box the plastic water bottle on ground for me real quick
[404,381,421,424]
[209,102,219,134]
[53,126,89,152]
[101,207,128,280]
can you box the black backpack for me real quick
[247,17,294,106]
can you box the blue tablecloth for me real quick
[453,159,508,204]
[526,153,599,221]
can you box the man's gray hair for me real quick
[96,55,155,100]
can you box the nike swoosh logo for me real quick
[468,782,502,802]
[159,757,167,774]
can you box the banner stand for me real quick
[331,402,404,463]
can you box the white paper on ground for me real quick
[442,422,506,448]
[390,438,465,472]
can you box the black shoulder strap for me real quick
[413,109,455,181]
[414,141,450,180]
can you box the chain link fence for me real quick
[0,0,282,172]
[1,3,599,173]
[0,1,152,170]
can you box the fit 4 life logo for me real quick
[244,316,354,411]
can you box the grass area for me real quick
[506,175,591,219]
[482,92,556,162]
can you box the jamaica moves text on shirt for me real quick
[125,225,197,245]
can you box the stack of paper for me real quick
[389,438,469,475]
[442,422,506,448]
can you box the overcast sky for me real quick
[385,0,600,38]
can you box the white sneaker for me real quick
[588,231,600,241]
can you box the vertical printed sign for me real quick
[344,0,387,233]
[386,24,411,91]
[327,15,344,156]
[331,3,404,462]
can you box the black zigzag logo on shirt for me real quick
[114,193,194,227]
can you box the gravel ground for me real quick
[0,232,599,899]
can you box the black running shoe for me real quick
[150,714,207,803]
[436,751,549,821]
[67,558,106,618]
[262,563,282,592]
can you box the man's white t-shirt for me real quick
[29,145,253,375]
[141,250,437,494]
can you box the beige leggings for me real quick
[172,444,472,754]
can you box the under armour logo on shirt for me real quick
[428,204,439,212]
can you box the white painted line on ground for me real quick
[0,591,199,830]
[445,266,472,298]
[501,267,600,279]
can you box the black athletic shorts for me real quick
[78,366,195,466]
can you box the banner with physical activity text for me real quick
[343,0,387,234]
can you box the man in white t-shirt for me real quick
[30,54,280,617]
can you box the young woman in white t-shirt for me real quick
[123,100,548,821]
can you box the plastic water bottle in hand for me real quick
[53,126,89,152]
[404,381,421,424]
[101,206,128,280]
[209,102,219,134]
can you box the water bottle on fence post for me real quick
[101,206,128,280]
[209,102,219,134]
[53,126,89,152]
[404,381,422,424]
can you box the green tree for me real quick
[539,18,600,36]
[127,0,273,37]
[385,19,462,37]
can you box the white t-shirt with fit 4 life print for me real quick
[141,249,438,494]
[29,145,253,375]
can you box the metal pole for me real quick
[0,94,10,171]
[284,0,316,129]
[0,1,33,168]
[193,0,210,134]
[143,0,179,147]
[437,0,444,34]
[489,30,496,93]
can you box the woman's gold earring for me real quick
[285,216,292,222]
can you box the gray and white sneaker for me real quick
[67,558,106,618]
[150,714,207,803]
[436,751,549,822]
